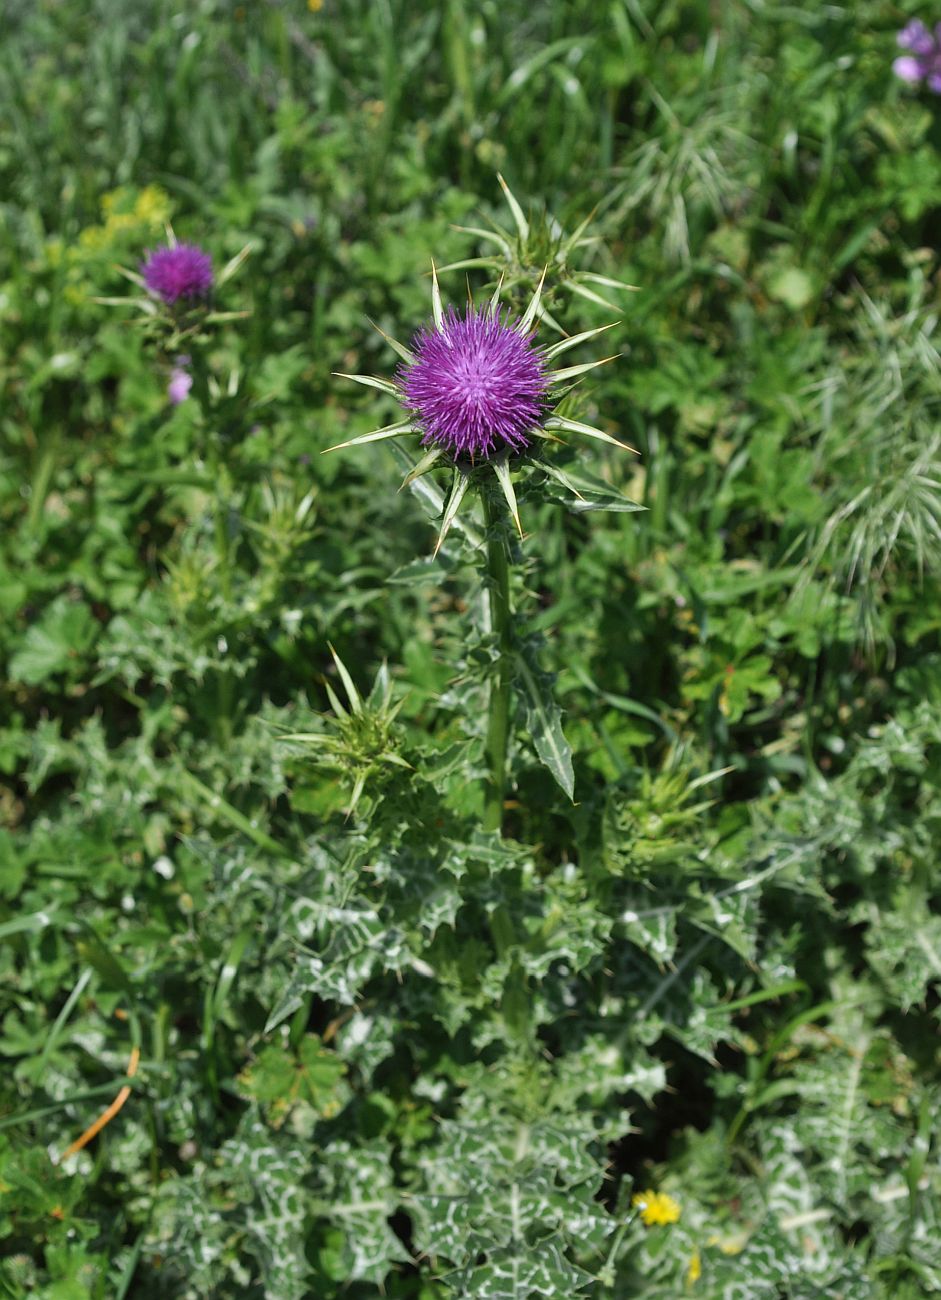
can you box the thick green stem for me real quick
[482,490,513,834]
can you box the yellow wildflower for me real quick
[79,225,109,251]
[133,185,171,227]
[632,1189,681,1226]
[687,1248,702,1284]
[308,0,323,10]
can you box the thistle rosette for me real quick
[330,265,636,552]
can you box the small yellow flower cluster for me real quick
[78,185,171,252]
[632,1189,682,1227]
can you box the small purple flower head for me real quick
[898,19,934,54]
[142,243,214,305]
[400,306,548,459]
[893,18,941,91]
[167,361,193,405]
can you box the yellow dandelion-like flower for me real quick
[632,1189,681,1226]
[308,0,323,10]
[687,1248,702,1284]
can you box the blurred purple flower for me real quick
[894,54,926,83]
[894,19,941,91]
[142,243,214,305]
[400,306,548,459]
[168,359,193,405]
[898,19,935,54]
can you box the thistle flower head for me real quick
[400,306,547,460]
[330,232,638,554]
[141,243,214,305]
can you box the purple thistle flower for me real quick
[894,19,941,92]
[400,306,548,460]
[141,243,214,305]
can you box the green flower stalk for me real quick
[100,228,254,740]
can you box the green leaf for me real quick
[430,259,444,329]
[496,172,529,242]
[516,649,574,800]
[518,265,547,333]
[333,372,400,397]
[544,414,636,453]
[492,458,522,537]
[368,318,415,364]
[539,462,643,513]
[9,596,98,685]
[322,420,414,454]
[434,468,472,557]
[543,321,619,362]
[547,354,619,385]
[400,445,444,488]
[238,1035,348,1125]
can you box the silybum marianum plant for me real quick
[330,187,640,830]
[102,230,255,740]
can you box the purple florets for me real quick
[894,20,941,92]
[400,307,548,459]
[167,359,193,405]
[141,244,214,305]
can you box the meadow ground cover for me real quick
[2,1,941,1296]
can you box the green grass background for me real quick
[2,1,941,1296]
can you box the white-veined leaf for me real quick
[516,652,574,800]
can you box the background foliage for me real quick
[2,1,941,1296]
